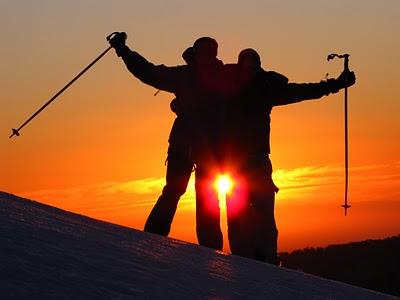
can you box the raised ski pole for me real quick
[9,32,120,139]
[327,53,351,216]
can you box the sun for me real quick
[214,174,234,197]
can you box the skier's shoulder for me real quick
[260,69,289,85]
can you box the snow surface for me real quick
[0,191,396,299]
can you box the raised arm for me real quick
[109,32,185,93]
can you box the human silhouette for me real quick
[109,33,356,260]
[109,34,226,250]
[223,48,356,264]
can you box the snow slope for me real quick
[0,191,395,299]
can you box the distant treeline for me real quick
[280,235,400,297]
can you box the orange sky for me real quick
[1,1,399,252]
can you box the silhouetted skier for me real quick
[109,33,226,250]
[224,49,356,264]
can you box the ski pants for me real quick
[226,156,278,264]
[144,147,193,236]
[194,163,224,251]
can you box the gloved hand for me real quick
[327,70,355,94]
[107,32,127,56]
[335,70,356,89]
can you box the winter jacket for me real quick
[117,46,228,162]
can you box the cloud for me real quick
[273,163,399,192]
[19,176,196,213]
[104,177,166,195]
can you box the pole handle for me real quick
[327,53,350,71]
[344,55,349,72]
[106,32,127,42]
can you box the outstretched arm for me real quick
[109,32,185,93]
[271,70,355,106]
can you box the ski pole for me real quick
[9,32,119,139]
[327,53,351,216]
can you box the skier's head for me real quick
[193,37,218,66]
[238,48,261,83]
[238,48,261,69]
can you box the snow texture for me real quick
[0,191,396,299]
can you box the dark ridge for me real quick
[280,235,400,296]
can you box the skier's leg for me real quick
[249,158,279,264]
[251,189,278,264]
[227,205,252,257]
[226,173,252,258]
[144,148,193,236]
[195,165,223,250]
